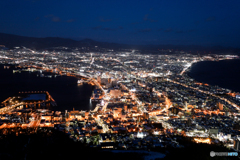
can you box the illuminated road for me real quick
[0,123,7,129]
[92,105,100,112]
[0,102,24,113]
[102,102,109,112]
[166,79,239,111]
[120,82,145,113]
[28,114,41,127]
[95,116,109,133]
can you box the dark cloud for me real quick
[143,14,149,21]
[143,14,158,22]
[102,28,117,31]
[205,16,216,22]
[164,28,172,32]
[131,14,157,25]
[67,19,75,23]
[52,17,61,22]
[45,15,75,23]
[194,21,200,25]
[92,26,122,31]
[138,28,152,33]
[175,30,184,33]
[92,26,102,30]
[99,17,112,22]
[188,29,195,32]
[221,16,231,21]
[45,14,53,18]
[130,22,143,25]
[25,0,40,2]
[45,14,61,22]
[175,29,195,33]
[148,19,158,22]
[34,17,40,21]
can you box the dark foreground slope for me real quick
[0,128,238,160]
[0,128,146,160]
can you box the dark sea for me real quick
[188,59,240,93]
[0,64,96,112]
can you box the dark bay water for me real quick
[0,64,96,112]
[188,59,240,92]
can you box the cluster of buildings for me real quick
[0,46,240,151]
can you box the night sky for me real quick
[0,0,239,47]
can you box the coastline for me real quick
[184,59,240,93]
[0,63,96,112]
[184,61,198,79]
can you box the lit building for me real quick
[109,89,122,98]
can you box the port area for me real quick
[0,91,56,113]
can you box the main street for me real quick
[95,116,109,133]
[166,78,240,111]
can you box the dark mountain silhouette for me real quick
[0,32,135,50]
[0,32,239,54]
[0,33,78,49]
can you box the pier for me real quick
[4,64,106,114]
[0,91,56,113]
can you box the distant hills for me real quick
[0,32,135,50]
[0,32,239,54]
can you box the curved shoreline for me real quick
[185,59,240,93]
[0,63,95,112]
